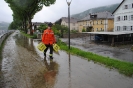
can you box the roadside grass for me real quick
[57,40,133,77]
[20,31,37,39]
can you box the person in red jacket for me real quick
[42,22,56,59]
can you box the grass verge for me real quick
[57,40,133,77]
[20,31,37,39]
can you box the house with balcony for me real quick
[113,0,133,32]
[78,11,114,32]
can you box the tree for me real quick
[38,24,47,33]
[52,24,68,37]
[86,26,92,32]
[8,22,18,29]
[5,0,56,34]
[71,29,78,34]
[82,28,86,32]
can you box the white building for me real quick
[113,0,133,32]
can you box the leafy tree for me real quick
[86,26,92,32]
[5,0,56,34]
[38,24,47,33]
[8,22,18,29]
[82,28,86,32]
[71,29,78,34]
[53,24,68,37]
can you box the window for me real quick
[73,23,75,26]
[124,16,127,20]
[124,5,128,9]
[123,26,127,31]
[131,26,132,31]
[117,26,120,31]
[101,21,102,24]
[117,16,120,21]
[131,15,133,20]
[132,3,133,8]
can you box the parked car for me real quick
[95,34,103,41]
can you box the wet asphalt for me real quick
[1,31,133,88]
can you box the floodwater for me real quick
[1,31,133,88]
[61,37,133,63]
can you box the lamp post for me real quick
[66,0,72,49]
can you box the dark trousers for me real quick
[44,44,53,55]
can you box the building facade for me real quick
[78,11,114,32]
[113,0,133,32]
[55,17,78,31]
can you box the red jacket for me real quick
[42,29,56,45]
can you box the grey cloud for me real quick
[0,0,122,23]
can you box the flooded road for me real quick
[1,31,133,88]
[61,38,133,63]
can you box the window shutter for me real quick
[122,6,125,9]
[131,15,133,20]
[129,15,131,21]
[128,4,131,9]
[127,15,128,20]
[121,26,123,31]
[127,26,129,31]
[121,16,123,21]
[120,26,121,31]
[115,26,117,31]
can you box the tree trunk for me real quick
[28,19,33,35]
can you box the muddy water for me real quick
[2,31,58,88]
[1,31,133,88]
[61,38,133,63]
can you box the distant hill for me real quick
[0,22,9,30]
[71,3,119,20]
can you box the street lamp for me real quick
[66,0,72,49]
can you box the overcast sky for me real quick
[0,0,123,23]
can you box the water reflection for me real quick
[14,33,35,52]
[43,58,58,88]
[68,52,71,88]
